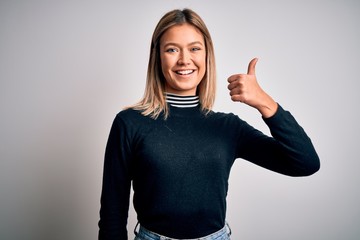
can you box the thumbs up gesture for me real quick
[227,58,278,118]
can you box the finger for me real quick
[227,75,238,83]
[229,86,242,95]
[230,94,246,103]
[247,58,258,75]
[227,74,246,83]
[227,81,238,90]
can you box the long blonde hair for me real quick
[131,8,216,119]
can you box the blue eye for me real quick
[191,47,201,51]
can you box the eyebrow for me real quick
[162,41,204,48]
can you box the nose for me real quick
[177,50,191,65]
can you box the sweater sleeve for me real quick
[238,104,320,176]
[99,114,133,239]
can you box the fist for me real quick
[227,58,262,106]
[227,58,278,117]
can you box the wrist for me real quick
[257,97,278,118]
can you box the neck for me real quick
[165,92,199,108]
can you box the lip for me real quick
[174,69,196,75]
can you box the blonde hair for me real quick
[130,8,216,119]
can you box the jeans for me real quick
[134,223,231,240]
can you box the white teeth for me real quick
[176,70,194,75]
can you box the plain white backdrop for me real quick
[1,0,359,239]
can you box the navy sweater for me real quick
[98,102,320,239]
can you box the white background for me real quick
[1,0,359,239]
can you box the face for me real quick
[160,23,206,96]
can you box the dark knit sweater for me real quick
[98,97,320,239]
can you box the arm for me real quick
[228,58,320,176]
[99,114,132,239]
[239,105,320,176]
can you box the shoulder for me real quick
[108,108,156,141]
[116,107,142,120]
[204,110,250,130]
[113,107,156,128]
[207,109,243,122]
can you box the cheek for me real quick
[197,55,206,74]
[160,58,176,84]
[160,56,174,74]
[196,53,206,69]
[199,60,207,81]
[160,58,169,77]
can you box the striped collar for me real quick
[165,93,199,108]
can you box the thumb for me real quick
[247,58,258,75]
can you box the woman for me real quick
[98,8,320,240]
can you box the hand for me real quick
[227,58,278,118]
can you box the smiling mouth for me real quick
[175,70,195,75]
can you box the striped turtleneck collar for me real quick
[165,93,199,108]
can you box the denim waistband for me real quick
[134,222,231,240]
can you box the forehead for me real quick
[160,23,204,46]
